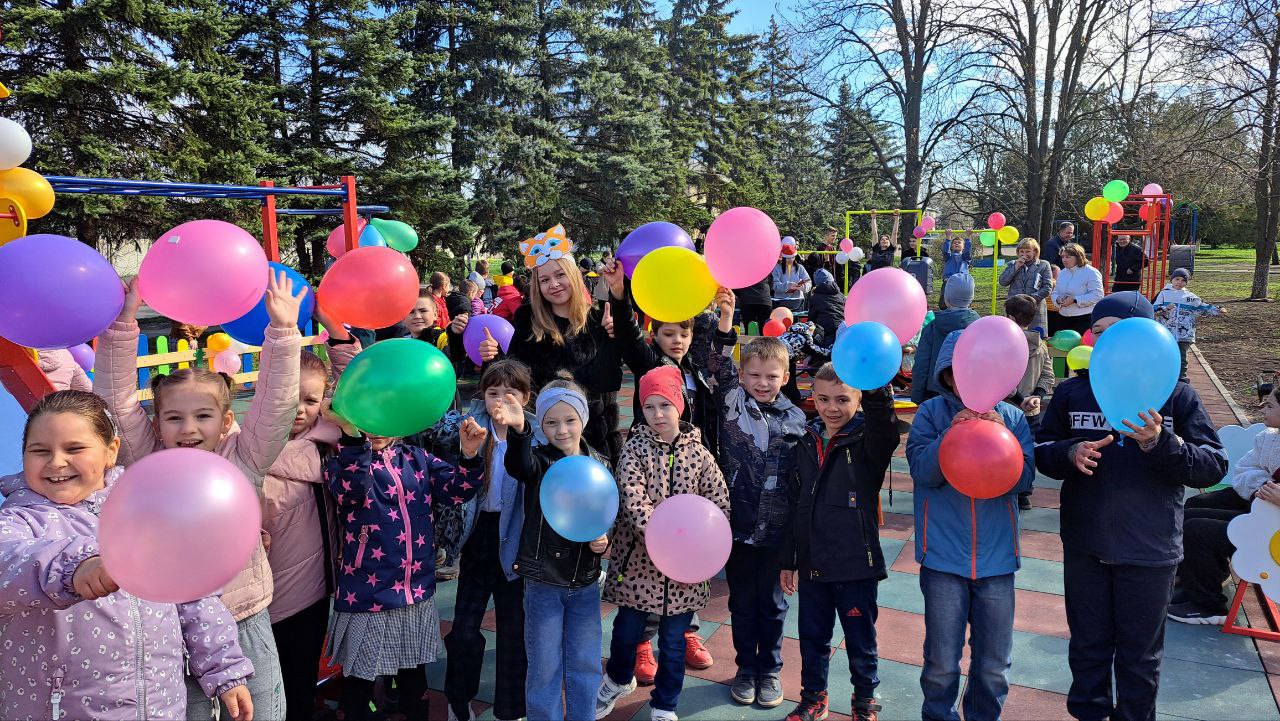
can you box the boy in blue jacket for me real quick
[906,330,1036,721]
[939,230,973,309]
[1035,292,1227,721]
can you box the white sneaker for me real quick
[650,707,679,721]
[446,702,476,721]
[595,675,638,719]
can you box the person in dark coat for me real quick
[1111,234,1148,293]
[735,276,774,333]
[807,269,845,347]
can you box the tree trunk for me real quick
[1252,22,1280,300]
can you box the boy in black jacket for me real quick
[1035,291,1227,721]
[780,364,901,721]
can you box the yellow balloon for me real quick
[632,246,719,323]
[1084,196,1110,222]
[1067,345,1093,371]
[207,332,232,354]
[0,167,54,219]
[996,225,1019,245]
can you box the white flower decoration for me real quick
[1228,498,1280,600]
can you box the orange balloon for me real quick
[0,167,54,219]
[762,319,786,337]
[317,247,418,329]
[939,419,1024,499]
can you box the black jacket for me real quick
[505,423,609,588]
[734,277,773,307]
[782,387,900,582]
[808,280,845,345]
[1112,243,1148,282]
[866,244,897,271]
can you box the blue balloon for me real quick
[831,321,902,390]
[220,262,316,346]
[539,456,619,542]
[358,224,386,249]
[1090,317,1179,431]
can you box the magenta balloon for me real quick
[921,216,936,231]
[912,226,927,239]
[0,234,124,349]
[138,220,269,326]
[463,314,515,365]
[98,448,262,603]
[617,221,694,278]
[988,212,1006,230]
[704,207,782,288]
[1141,183,1163,196]
[326,217,368,258]
[953,315,1028,413]
[645,494,732,584]
[844,267,928,345]
[68,343,95,372]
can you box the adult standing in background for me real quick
[804,227,839,278]
[735,275,773,333]
[865,210,901,272]
[1049,243,1104,336]
[771,242,811,312]
[1043,222,1073,274]
[999,238,1055,336]
[1111,234,1147,293]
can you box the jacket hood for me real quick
[270,418,342,483]
[1023,329,1042,351]
[0,465,124,508]
[805,413,866,442]
[931,330,964,404]
[813,278,842,295]
[629,420,704,450]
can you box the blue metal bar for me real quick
[275,206,389,217]
[45,176,349,198]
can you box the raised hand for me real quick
[118,277,142,323]
[449,312,470,335]
[265,269,308,329]
[714,287,736,332]
[459,417,488,458]
[495,392,526,432]
[601,258,626,299]
[478,327,500,362]
[72,556,119,600]
[1120,409,1163,448]
[1072,435,1115,476]
[323,403,360,437]
[602,301,615,339]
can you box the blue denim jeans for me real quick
[605,606,694,712]
[919,567,1014,721]
[524,579,603,721]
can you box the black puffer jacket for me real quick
[505,423,610,588]
[734,277,773,307]
[808,279,845,346]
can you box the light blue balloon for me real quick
[831,321,902,390]
[539,456,619,542]
[1090,317,1179,431]
[358,224,386,249]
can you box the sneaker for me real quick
[1167,600,1227,625]
[447,702,477,721]
[730,672,757,705]
[649,708,679,721]
[852,697,882,721]
[756,674,784,708]
[595,675,638,719]
[1018,493,1032,510]
[634,641,657,685]
[683,631,713,669]
[785,691,829,721]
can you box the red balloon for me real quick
[762,319,786,337]
[317,247,418,329]
[988,212,1006,230]
[1081,329,1096,347]
[1104,202,1124,224]
[939,419,1024,499]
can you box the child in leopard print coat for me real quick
[596,366,730,721]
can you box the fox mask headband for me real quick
[519,224,574,269]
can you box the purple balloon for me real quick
[617,222,694,278]
[0,234,124,349]
[463,314,515,366]
[68,343,95,373]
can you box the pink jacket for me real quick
[0,469,252,721]
[93,320,301,621]
[38,349,91,392]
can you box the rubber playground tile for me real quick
[1001,683,1070,720]
[862,607,946,670]
[880,511,916,540]
[827,656,935,719]
[1029,485,1061,508]
[1163,619,1265,673]
[624,674,853,721]
[1016,529,1065,562]
[699,578,731,624]
[1158,656,1280,720]
[1012,588,1070,639]
[1017,506,1061,534]
[890,543,920,575]
[1012,556,1065,596]
[1005,631,1073,695]
[425,628,498,707]
[879,487,915,516]
[877,570,928,615]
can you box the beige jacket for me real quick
[94,320,301,621]
[1015,329,1055,417]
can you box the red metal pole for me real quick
[260,180,280,263]
[342,176,358,253]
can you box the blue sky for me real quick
[654,1,799,36]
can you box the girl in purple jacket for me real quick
[321,406,487,721]
[0,390,254,721]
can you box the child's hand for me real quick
[1020,397,1041,415]
[459,417,488,458]
[601,257,626,298]
[260,529,271,553]
[1071,435,1115,476]
[780,569,797,595]
[714,287,736,331]
[1120,409,1163,449]
[951,409,980,426]
[265,269,309,329]
[602,301,615,339]
[478,327,500,362]
[313,304,350,341]
[449,313,469,335]
[117,277,142,323]
[494,392,526,432]
[589,535,609,554]
[219,685,254,721]
[1257,481,1280,507]
[72,556,119,600]
[323,404,361,437]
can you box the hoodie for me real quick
[808,275,846,344]
[1152,284,1221,342]
[906,332,1037,579]
[910,303,979,405]
[492,284,524,322]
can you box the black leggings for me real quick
[339,665,429,721]
[271,598,331,721]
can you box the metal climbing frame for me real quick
[1090,192,1173,299]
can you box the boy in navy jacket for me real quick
[906,330,1036,721]
[1035,291,1227,721]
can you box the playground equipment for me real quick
[1090,190,1174,298]
[841,208,924,290]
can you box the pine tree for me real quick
[823,82,900,237]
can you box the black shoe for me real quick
[1018,493,1032,510]
[1167,600,1227,625]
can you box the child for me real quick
[322,405,487,721]
[710,288,807,709]
[1005,293,1055,510]
[443,359,536,721]
[1035,291,1227,721]
[778,320,831,406]
[780,365,900,721]
[906,331,1036,721]
[503,378,611,721]
[808,268,846,345]
[1153,268,1225,382]
[596,366,730,721]
[939,230,972,309]
[1169,385,1280,624]
[492,273,527,322]
[1,390,254,721]
[38,347,92,391]
[911,273,978,405]
[96,271,305,721]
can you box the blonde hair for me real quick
[151,368,233,413]
[529,256,590,345]
[1060,243,1089,267]
[1016,238,1040,257]
[741,337,789,368]
[299,350,331,394]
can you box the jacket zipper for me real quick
[384,449,415,604]
[921,499,929,557]
[354,525,370,567]
[662,446,676,613]
[49,667,64,720]
[129,595,145,718]
[970,498,979,580]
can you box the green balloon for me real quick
[979,231,996,247]
[1102,179,1130,203]
[331,338,456,436]
[1050,329,1082,351]
[369,218,420,252]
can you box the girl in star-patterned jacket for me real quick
[321,407,488,721]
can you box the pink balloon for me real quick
[138,220,269,326]
[704,207,781,288]
[212,350,241,375]
[844,267,927,344]
[912,226,927,238]
[988,212,1006,230]
[99,449,262,603]
[326,217,368,258]
[1104,202,1124,224]
[1141,183,1163,196]
[839,237,854,253]
[952,315,1028,413]
[921,216,936,231]
[645,494,732,584]
[1082,329,1096,347]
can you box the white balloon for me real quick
[849,247,866,262]
[835,251,849,265]
[0,118,32,170]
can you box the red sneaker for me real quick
[785,691,829,721]
[634,641,657,685]
[852,697,882,721]
[684,630,713,669]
